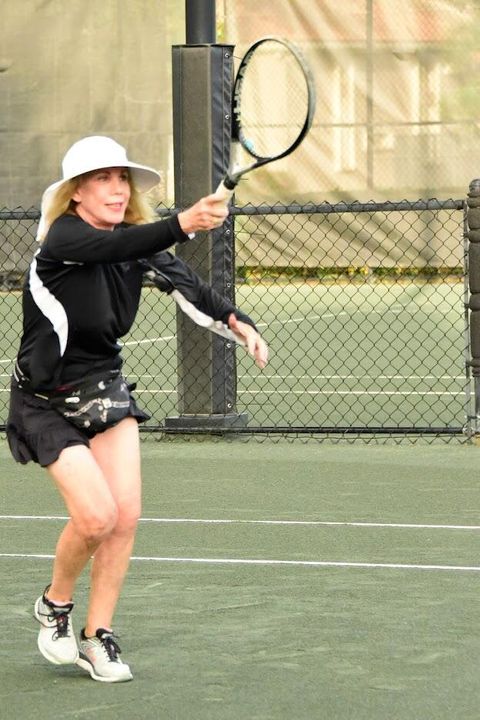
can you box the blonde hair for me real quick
[40,170,156,243]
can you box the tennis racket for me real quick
[216,36,316,203]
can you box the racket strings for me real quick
[237,44,310,159]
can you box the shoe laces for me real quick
[38,586,73,639]
[97,630,122,662]
[50,608,72,639]
[38,599,73,639]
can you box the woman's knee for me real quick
[114,503,141,535]
[74,503,119,545]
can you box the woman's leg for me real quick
[47,444,119,603]
[35,443,118,666]
[84,416,142,635]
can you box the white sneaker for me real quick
[76,628,133,683]
[34,588,79,665]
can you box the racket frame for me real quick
[220,36,316,194]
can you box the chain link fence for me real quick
[0,199,472,441]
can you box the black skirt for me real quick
[6,381,149,467]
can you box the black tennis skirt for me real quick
[6,381,149,467]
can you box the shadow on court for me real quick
[1,436,480,719]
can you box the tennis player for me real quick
[6,136,268,683]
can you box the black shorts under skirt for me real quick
[6,382,149,467]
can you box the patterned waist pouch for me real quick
[15,364,132,433]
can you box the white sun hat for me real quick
[36,135,161,241]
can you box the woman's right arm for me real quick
[46,193,228,264]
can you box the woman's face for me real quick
[72,167,131,230]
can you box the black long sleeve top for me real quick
[16,213,254,391]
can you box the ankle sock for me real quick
[43,584,73,608]
[81,627,112,640]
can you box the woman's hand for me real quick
[177,193,229,235]
[228,314,269,369]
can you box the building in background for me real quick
[1,0,479,275]
[223,0,478,202]
[1,0,479,209]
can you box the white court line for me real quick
[1,515,479,531]
[2,517,476,571]
[239,374,463,381]
[267,304,417,329]
[113,305,454,364]
[272,313,341,326]
[238,389,460,396]
[0,373,464,381]
[55,372,460,383]
[0,388,462,397]
[119,301,445,348]
[121,335,175,347]
[268,302,452,331]
[0,552,479,572]
[144,519,480,531]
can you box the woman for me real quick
[6,136,268,683]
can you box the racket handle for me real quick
[214,179,236,206]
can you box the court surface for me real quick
[0,279,467,433]
[122,281,468,430]
[2,436,480,719]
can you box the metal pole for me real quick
[366,0,374,190]
[185,0,216,44]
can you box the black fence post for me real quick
[165,4,247,432]
[466,179,480,435]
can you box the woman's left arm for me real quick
[140,251,269,369]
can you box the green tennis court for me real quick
[120,279,468,430]
[0,277,467,433]
[2,437,480,719]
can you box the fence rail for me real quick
[0,198,473,440]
